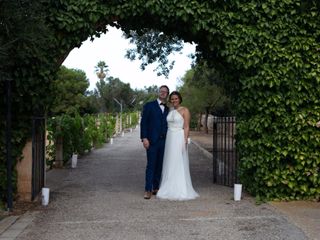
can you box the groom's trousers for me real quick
[145,138,166,192]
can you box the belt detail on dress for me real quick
[168,127,183,131]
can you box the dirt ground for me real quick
[189,130,213,153]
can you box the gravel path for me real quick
[8,128,307,240]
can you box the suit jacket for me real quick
[140,100,169,144]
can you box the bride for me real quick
[157,91,199,201]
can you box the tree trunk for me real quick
[197,112,202,131]
[204,107,209,134]
[55,136,63,168]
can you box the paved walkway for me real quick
[190,131,320,240]
[0,128,316,239]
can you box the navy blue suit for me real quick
[140,100,169,192]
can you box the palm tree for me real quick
[95,61,109,81]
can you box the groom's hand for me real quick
[142,138,150,149]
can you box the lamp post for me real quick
[113,98,123,133]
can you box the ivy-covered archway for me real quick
[1,0,320,202]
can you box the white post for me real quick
[41,188,50,206]
[71,153,78,168]
[234,184,242,201]
[113,98,122,133]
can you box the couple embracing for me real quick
[140,85,199,201]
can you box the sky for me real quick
[62,26,196,91]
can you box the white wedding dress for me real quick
[157,109,199,201]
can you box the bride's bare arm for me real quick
[182,108,190,144]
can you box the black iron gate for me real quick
[31,117,46,200]
[213,116,239,187]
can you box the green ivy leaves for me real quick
[2,0,320,203]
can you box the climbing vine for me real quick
[46,113,115,167]
[1,0,320,203]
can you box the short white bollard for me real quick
[41,187,50,206]
[130,128,133,132]
[71,154,78,168]
[234,184,242,201]
[121,132,124,137]
[110,138,114,144]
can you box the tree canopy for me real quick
[124,29,184,77]
[50,66,90,115]
[179,66,231,130]
[95,76,135,113]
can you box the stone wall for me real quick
[200,114,214,130]
[16,140,32,201]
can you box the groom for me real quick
[140,85,169,199]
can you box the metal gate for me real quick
[31,117,46,200]
[212,116,239,187]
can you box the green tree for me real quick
[50,66,90,115]
[136,85,159,107]
[95,77,135,113]
[179,66,230,132]
[84,90,100,114]
[0,0,51,80]
[95,61,109,82]
[124,30,184,77]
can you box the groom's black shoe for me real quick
[152,189,159,195]
[144,191,152,199]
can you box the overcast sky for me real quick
[62,26,196,91]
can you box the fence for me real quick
[31,117,46,200]
[212,116,239,187]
